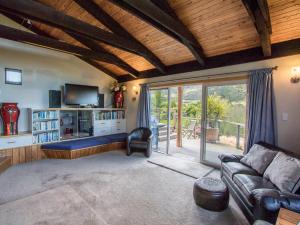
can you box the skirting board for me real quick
[43,142,126,159]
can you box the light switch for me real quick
[282,112,288,121]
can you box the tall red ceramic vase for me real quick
[114,91,124,108]
[0,103,20,135]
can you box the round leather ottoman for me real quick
[193,177,229,211]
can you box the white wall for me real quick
[0,41,115,133]
[124,54,300,154]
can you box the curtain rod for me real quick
[144,66,278,86]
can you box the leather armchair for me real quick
[127,127,153,157]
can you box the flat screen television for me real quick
[65,83,98,106]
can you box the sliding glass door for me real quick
[201,82,247,166]
[150,88,170,154]
[149,80,248,168]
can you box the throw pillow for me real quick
[264,151,300,193]
[240,144,278,174]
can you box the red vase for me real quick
[114,91,123,108]
[0,103,20,135]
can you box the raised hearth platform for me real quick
[42,133,127,159]
[43,142,126,159]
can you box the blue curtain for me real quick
[136,84,151,128]
[246,68,277,151]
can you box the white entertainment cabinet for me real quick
[29,108,126,145]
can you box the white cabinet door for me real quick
[94,120,112,136]
[111,119,126,134]
[0,135,33,149]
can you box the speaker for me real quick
[98,93,104,108]
[49,90,61,108]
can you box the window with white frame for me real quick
[5,68,22,85]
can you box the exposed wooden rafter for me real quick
[67,33,139,78]
[0,0,166,73]
[78,57,120,79]
[2,12,120,80]
[74,0,138,40]
[73,0,166,75]
[242,0,272,56]
[0,24,124,64]
[110,0,205,66]
[3,12,138,78]
[0,24,123,78]
[119,37,300,82]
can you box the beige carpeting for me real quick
[148,152,214,178]
[0,151,249,225]
[0,185,107,225]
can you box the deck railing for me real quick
[151,108,245,149]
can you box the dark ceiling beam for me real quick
[74,0,137,40]
[0,24,124,79]
[0,0,166,73]
[67,33,139,78]
[110,0,205,66]
[3,12,138,78]
[79,57,119,79]
[73,0,164,75]
[118,37,300,82]
[242,0,272,56]
[109,0,181,43]
[2,12,119,80]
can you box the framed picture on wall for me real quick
[5,68,22,85]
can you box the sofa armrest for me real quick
[218,154,243,163]
[253,189,300,223]
[262,192,300,213]
[147,134,153,142]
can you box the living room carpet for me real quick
[0,151,249,225]
[148,152,214,178]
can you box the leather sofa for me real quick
[219,142,300,224]
[127,127,153,157]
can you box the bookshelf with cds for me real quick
[29,108,126,144]
[30,109,60,144]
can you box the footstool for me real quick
[193,177,229,211]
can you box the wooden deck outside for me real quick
[156,138,243,165]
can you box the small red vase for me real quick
[114,91,123,108]
[0,103,20,135]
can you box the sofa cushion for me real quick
[233,174,278,205]
[264,151,300,193]
[42,136,111,150]
[129,140,148,149]
[105,133,127,143]
[222,162,258,179]
[241,144,278,174]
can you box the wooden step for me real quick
[0,156,12,174]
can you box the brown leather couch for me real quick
[219,142,300,224]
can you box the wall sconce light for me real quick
[291,67,300,83]
[132,85,139,101]
[133,85,139,95]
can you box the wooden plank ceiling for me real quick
[0,0,299,81]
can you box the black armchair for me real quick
[127,127,153,157]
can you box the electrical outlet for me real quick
[282,112,288,121]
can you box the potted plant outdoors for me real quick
[111,82,127,108]
[206,95,229,143]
